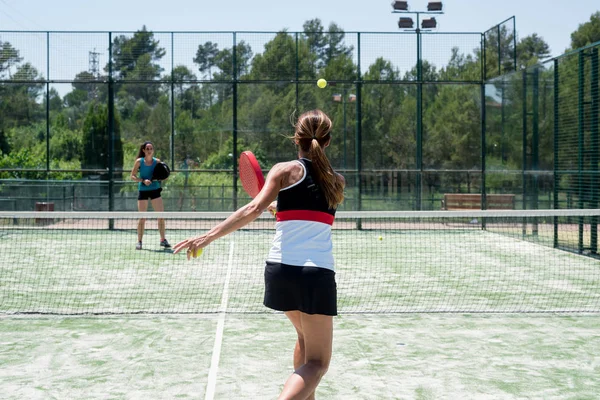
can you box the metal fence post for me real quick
[553,59,559,248]
[232,32,238,211]
[46,32,50,173]
[532,67,539,234]
[577,51,585,252]
[108,32,115,229]
[590,48,599,253]
[416,27,423,211]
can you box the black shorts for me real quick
[138,188,162,201]
[264,261,337,316]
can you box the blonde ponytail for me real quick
[294,110,344,208]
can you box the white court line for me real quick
[204,239,235,400]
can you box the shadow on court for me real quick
[139,248,174,254]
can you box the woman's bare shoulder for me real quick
[279,160,303,171]
[268,161,301,177]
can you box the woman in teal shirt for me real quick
[130,141,170,250]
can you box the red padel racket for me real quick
[239,151,265,198]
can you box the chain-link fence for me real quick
[485,39,600,253]
[3,22,598,220]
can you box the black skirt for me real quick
[138,188,162,200]
[264,261,337,316]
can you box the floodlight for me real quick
[427,1,443,11]
[421,17,437,29]
[398,17,414,29]
[392,1,409,11]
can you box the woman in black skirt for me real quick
[174,109,344,399]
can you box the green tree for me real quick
[110,26,166,79]
[303,19,327,69]
[301,19,353,71]
[203,137,265,169]
[362,58,413,169]
[64,87,90,108]
[110,26,166,104]
[484,24,516,78]
[439,47,480,81]
[193,41,219,78]
[0,41,25,151]
[0,148,45,179]
[324,22,353,65]
[172,65,197,102]
[68,70,107,104]
[1,62,45,128]
[0,128,9,155]
[210,41,253,102]
[44,87,63,113]
[0,41,23,79]
[517,34,551,68]
[248,32,295,82]
[570,11,600,50]
[212,40,253,80]
[129,95,172,163]
[50,114,82,162]
[73,71,98,91]
[81,102,123,178]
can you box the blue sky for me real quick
[0,0,598,58]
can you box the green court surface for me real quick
[1,314,599,399]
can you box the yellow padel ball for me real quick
[188,248,203,258]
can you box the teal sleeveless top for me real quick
[138,158,161,191]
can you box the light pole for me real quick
[392,1,444,30]
[392,1,444,210]
[332,89,356,170]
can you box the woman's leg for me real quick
[283,311,314,400]
[137,199,149,244]
[285,311,308,371]
[278,312,333,400]
[150,196,166,241]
